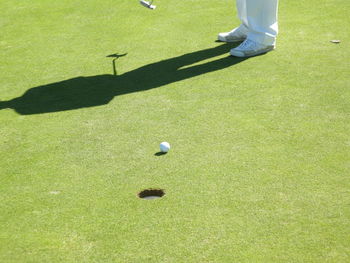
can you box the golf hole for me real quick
[138,189,165,200]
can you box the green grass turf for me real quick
[1,0,349,262]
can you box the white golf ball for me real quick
[160,142,170,153]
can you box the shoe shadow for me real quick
[0,43,247,115]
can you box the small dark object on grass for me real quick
[106,53,127,58]
[138,189,165,200]
[155,151,167,156]
[106,53,127,75]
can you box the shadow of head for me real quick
[2,43,247,115]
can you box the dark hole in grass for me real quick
[138,189,165,200]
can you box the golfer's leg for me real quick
[246,0,278,46]
[217,0,248,42]
[236,0,248,30]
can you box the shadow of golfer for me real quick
[0,44,247,115]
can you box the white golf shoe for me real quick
[218,26,247,42]
[230,39,275,57]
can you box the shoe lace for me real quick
[238,39,256,50]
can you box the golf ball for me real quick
[160,142,170,153]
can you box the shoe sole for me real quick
[230,46,275,57]
[217,35,246,43]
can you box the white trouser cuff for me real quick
[247,31,276,46]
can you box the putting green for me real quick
[0,0,349,262]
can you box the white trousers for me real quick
[236,0,279,46]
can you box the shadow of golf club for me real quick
[106,53,128,75]
[0,43,248,115]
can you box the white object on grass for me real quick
[140,0,156,9]
[160,142,170,153]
